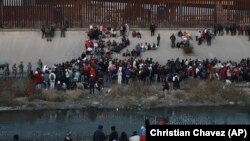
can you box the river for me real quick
[0,106,249,141]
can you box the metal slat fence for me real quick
[0,0,250,28]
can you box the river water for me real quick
[0,106,249,141]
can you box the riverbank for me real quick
[1,78,250,111]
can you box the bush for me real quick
[187,79,249,104]
[0,93,20,107]
[40,90,66,102]
[109,81,160,99]
[0,78,40,100]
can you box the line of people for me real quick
[214,24,250,40]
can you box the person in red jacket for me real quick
[90,68,96,78]
[34,71,43,89]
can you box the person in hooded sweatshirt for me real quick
[108,126,118,141]
[93,125,107,141]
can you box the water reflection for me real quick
[0,106,249,141]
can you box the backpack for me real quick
[50,74,55,81]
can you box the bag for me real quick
[50,74,55,81]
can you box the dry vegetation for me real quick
[184,79,250,104]
[0,77,249,108]
[0,78,37,106]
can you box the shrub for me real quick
[0,93,20,107]
[40,90,66,102]
[187,79,249,104]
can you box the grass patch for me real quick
[0,78,41,101]
[38,90,66,102]
[26,103,37,108]
[109,81,161,99]
[0,93,20,107]
[173,92,186,100]
[221,84,249,103]
[187,79,249,104]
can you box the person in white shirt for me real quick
[129,131,140,141]
[117,67,123,84]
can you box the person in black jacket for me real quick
[64,132,73,141]
[108,126,118,141]
[163,79,170,99]
[89,75,96,94]
[12,134,19,141]
[93,125,107,141]
[150,23,156,36]
[170,34,176,48]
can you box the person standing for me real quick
[41,25,46,39]
[108,126,118,141]
[18,61,24,77]
[12,63,17,78]
[117,67,122,84]
[170,34,176,48]
[162,79,170,99]
[61,25,66,38]
[157,34,160,46]
[89,75,95,94]
[93,125,107,141]
[43,71,50,90]
[119,132,129,141]
[49,72,56,89]
[125,24,130,37]
[150,23,156,36]
[12,134,19,141]
[129,131,140,141]
[248,25,250,41]
[173,73,180,90]
[37,59,43,71]
[27,62,32,75]
[45,26,49,42]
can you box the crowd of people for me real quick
[214,24,250,40]
[7,54,250,96]
[5,23,250,96]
